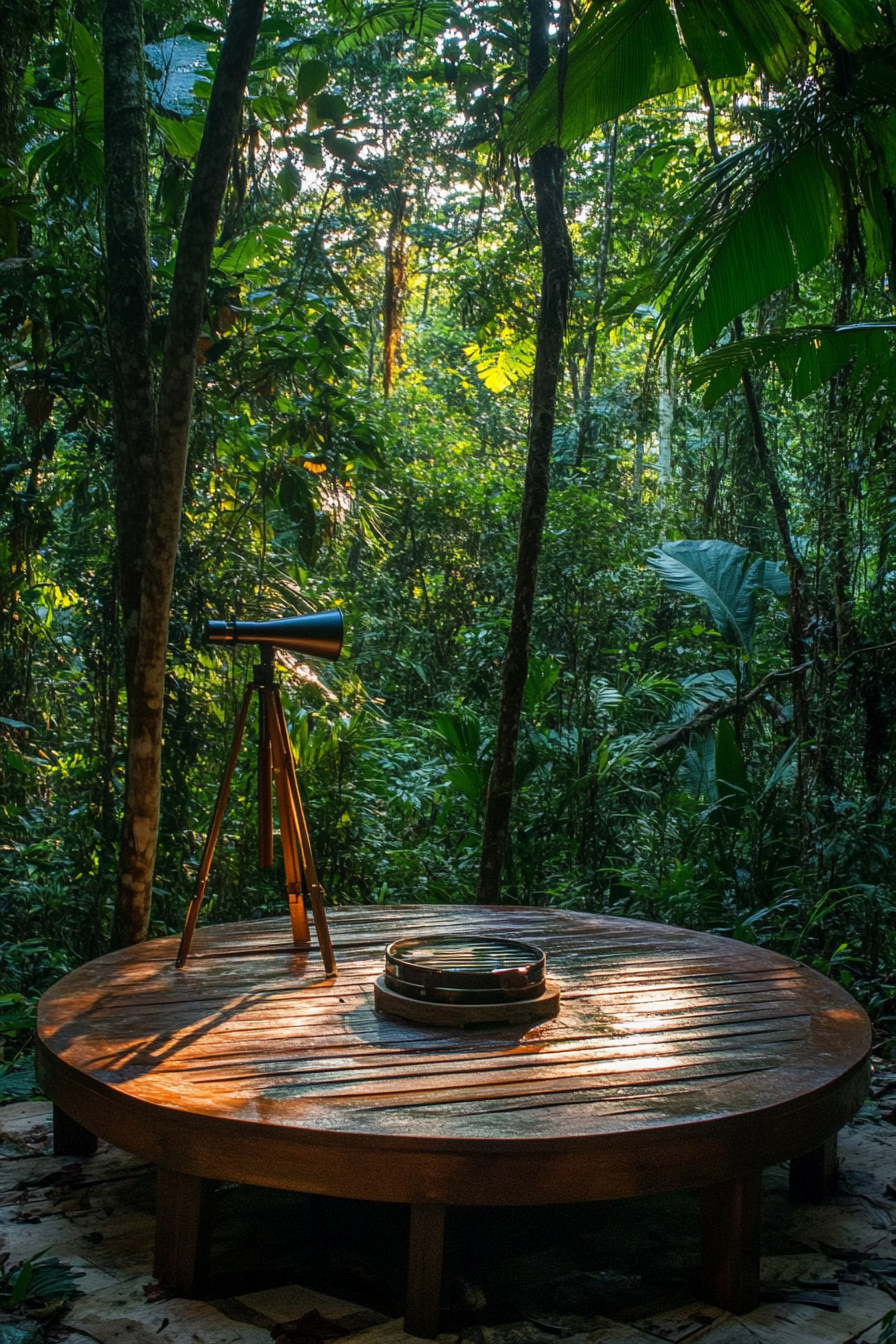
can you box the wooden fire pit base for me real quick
[373,974,561,1025]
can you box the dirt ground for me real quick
[3,1060,896,1344]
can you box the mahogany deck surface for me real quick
[36,905,870,1207]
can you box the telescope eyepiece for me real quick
[204,610,344,662]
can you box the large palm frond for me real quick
[688,323,896,435]
[657,60,896,352]
[514,0,885,153]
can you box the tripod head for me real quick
[206,610,344,662]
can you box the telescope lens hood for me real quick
[205,610,344,661]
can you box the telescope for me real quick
[177,607,345,976]
[206,610,344,661]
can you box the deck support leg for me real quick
[789,1133,838,1202]
[404,1202,445,1339]
[53,1105,98,1156]
[700,1171,761,1315]
[154,1168,215,1296]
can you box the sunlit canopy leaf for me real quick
[334,0,455,54]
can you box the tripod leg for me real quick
[176,687,253,968]
[258,683,274,868]
[265,686,311,948]
[271,688,337,976]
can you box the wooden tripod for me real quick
[176,647,337,973]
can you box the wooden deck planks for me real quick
[38,906,870,1166]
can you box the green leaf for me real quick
[294,133,325,170]
[70,19,104,136]
[693,142,842,353]
[446,761,486,804]
[518,0,696,152]
[153,112,204,159]
[714,719,749,825]
[524,654,562,712]
[760,739,799,796]
[647,539,789,649]
[707,0,810,83]
[334,0,455,55]
[672,0,746,79]
[278,160,302,201]
[690,324,896,405]
[295,59,329,103]
[9,1263,32,1308]
[810,0,889,49]
[434,709,482,764]
[309,92,349,128]
[321,131,359,161]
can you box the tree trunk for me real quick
[633,436,644,502]
[0,0,45,256]
[477,0,573,903]
[738,363,808,742]
[383,186,409,396]
[657,345,674,486]
[112,0,265,946]
[574,120,617,469]
[103,0,156,686]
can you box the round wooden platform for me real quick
[36,905,870,1207]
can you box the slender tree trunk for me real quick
[829,215,859,660]
[574,120,617,469]
[0,0,44,256]
[567,355,579,410]
[657,344,674,487]
[702,434,723,524]
[738,362,808,740]
[383,186,408,396]
[103,0,156,686]
[633,436,643,502]
[112,0,265,946]
[477,0,573,903]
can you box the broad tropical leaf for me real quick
[70,19,104,136]
[810,0,890,48]
[672,669,736,721]
[691,141,842,353]
[647,539,789,649]
[334,0,454,54]
[677,0,809,83]
[657,44,896,352]
[690,323,896,406]
[516,0,695,152]
[515,0,880,152]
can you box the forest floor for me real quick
[3,1063,896,1344]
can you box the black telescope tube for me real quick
[205,610,344,661]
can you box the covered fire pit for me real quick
[374,934,561,1025]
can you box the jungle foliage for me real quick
[2,0,896,1080]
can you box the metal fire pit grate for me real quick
[374,935,561,1026]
